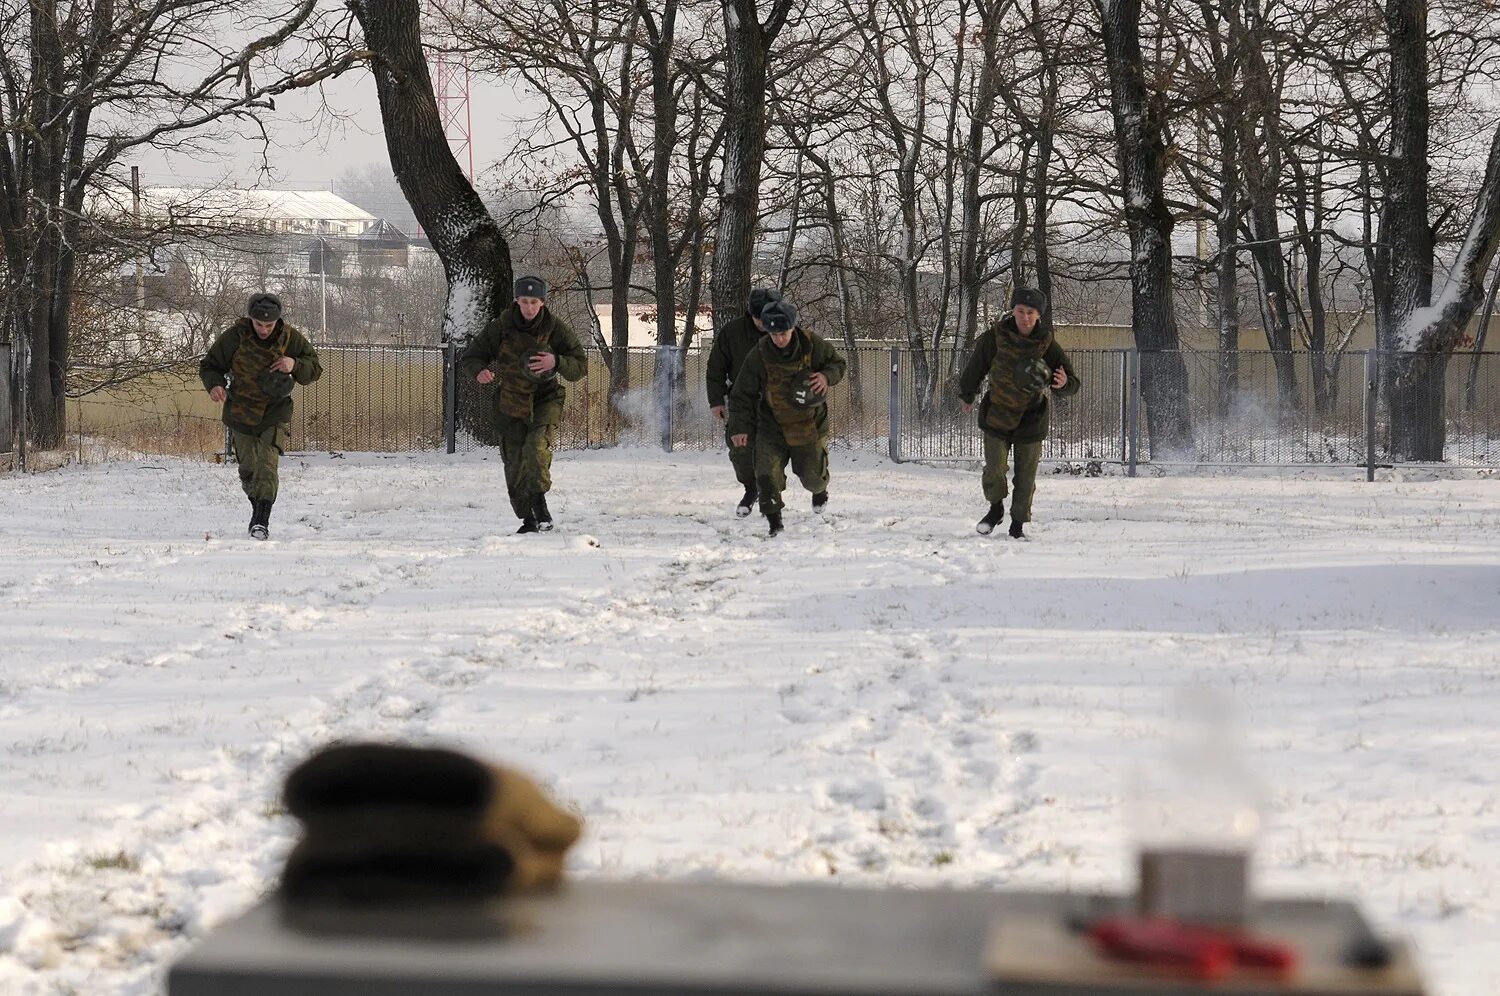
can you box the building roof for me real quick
[360,219,411,241]
[138,188,377,224]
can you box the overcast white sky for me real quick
[133,67,524,192]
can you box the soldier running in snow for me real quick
[707,287,781,517]
[958,286,1079,538]
[200,292,323,541]
[727,298,847,537]
[458,275,587,534]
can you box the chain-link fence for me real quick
[892,347,1127,465]
[892,347,1500,472]
[49,341,1500,471]
[293,344,448,452]
[448,344,892,455]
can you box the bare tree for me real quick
[351,0,512,351]
[1380,0,1500,460]
[710,0,797,329]
[1101,0,1193,451]
[0,0,362,451]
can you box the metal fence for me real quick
[48,340,1500,471]
[298,343,894,456]
[891,348,1500,472]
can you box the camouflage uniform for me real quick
[458,304,587,521]
[200,317,323,503]
[726,327,847,515]
[957,314,1079,523]
[706,312,767,493]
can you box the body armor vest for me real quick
[494,315,555,420]
[983,323,1053,434]
[761,331,820,446]
[227,321,289,428]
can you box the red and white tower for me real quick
[429,9,475,181]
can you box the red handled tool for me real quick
[1088,917,1299,981]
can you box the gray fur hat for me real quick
[759,298,799,333]
[247,292,283,322]
[514,275,549,301]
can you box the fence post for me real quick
[655,344,676,453]
[888,347,902,463]
[1126,349,1140,477]
[444,339,457,455]
[1118,350,1128,469]
[1364,349,1377,482]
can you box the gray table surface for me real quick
[167,879,1385,996]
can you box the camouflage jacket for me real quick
[458,305,587,425]
[199,318,323,434]
[958,314,1080,444]
[726,327,847,446]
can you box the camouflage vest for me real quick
[761,330,819,446]
[493,310,555,420]
[227,320,288,428]
[983,321,1053,434]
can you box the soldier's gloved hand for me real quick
[279,742,582,902]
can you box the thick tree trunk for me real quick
[1380,0,1437,459]
[711,0,780,334]
[1102,0,1193,454]
[641,4,680,351]
[350,0,511,346]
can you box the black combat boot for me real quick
[766,510,784,537]
[736,485,757,518]
[1009,518,1025,539]
[517,517,539,535]
[532,493,554,532]
[976,501,1005,535]
[811,490,829,513]
[249,499,272,541]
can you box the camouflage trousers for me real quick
[231,424,289,502]
[496,413,557,519]
[723,417,757,489]
[753,434,829,514]
[982,434,1043,522]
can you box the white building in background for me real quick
[591,303,712,348]
[136,187,378,236]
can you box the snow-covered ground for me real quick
[0,448,1496,995]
